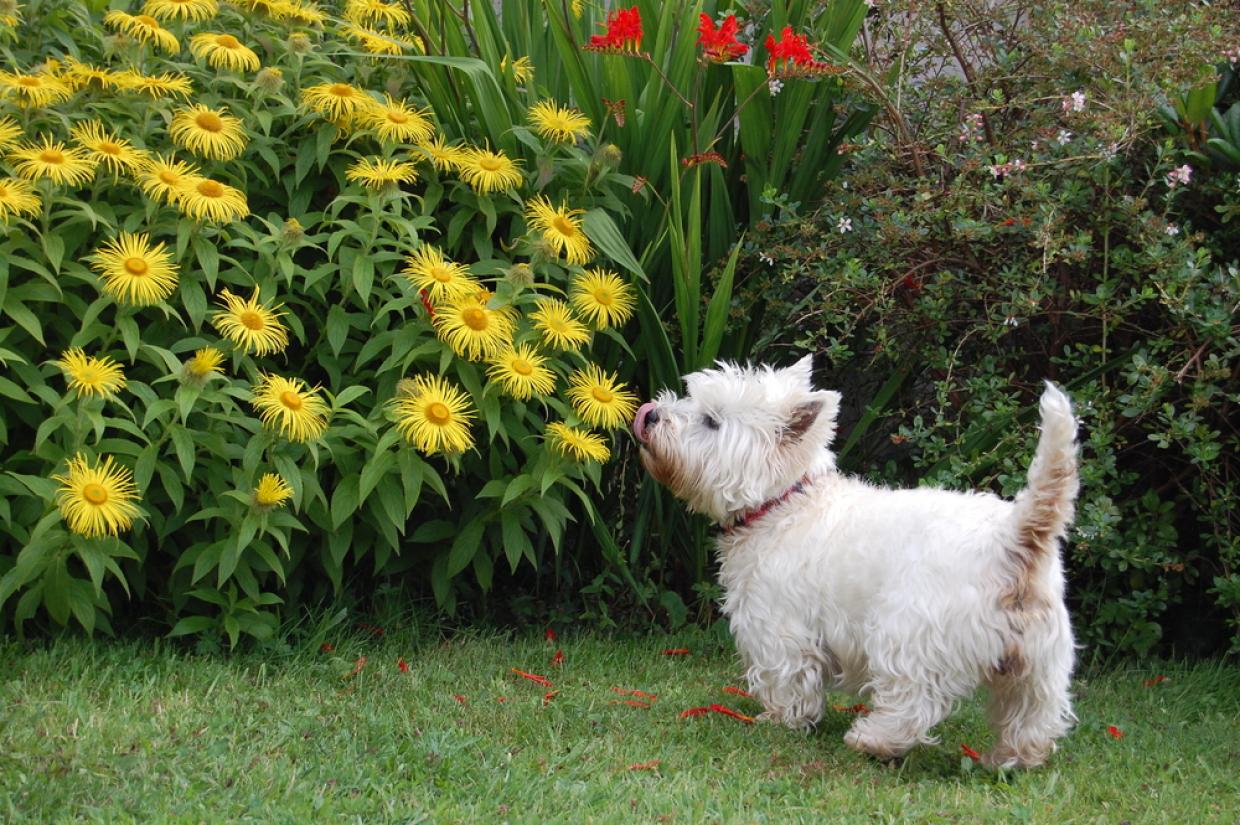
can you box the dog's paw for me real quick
[843,727,907,761]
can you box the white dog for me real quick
[633,356,1078,768]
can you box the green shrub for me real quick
[739,0,1240,656]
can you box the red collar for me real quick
[722,474,813,535]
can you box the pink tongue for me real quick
[634,402,657,441]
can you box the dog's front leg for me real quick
[731,616,826,731]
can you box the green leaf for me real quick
[326,305,349,356]
[583,209,647,281]
[169,425,196,482]
[168,615,216,637]
[446,517,485,577]
[500,508,532,573]
[330,474,360,529]
[698,234,744,368]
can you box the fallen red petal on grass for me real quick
[496,696,508,703]
[961,743,981,762]
[832,703,871,715]
[356,623,385,637]
[1143,675,1166,687]
[611,687,658,701]
[342,656,366,680]
[662,648,691,656]
[543,690,559,705]
[511,668,554,688]
[611,699,652,709]
[545,627,557,642]
[1107,725,1124,739]
[320,642,335,653]
[453,694,467,704]
[680,704,754,723]
[625,760,662,772]
[397,657,409,673]
[722,686,753,699]
[551,649,565,667]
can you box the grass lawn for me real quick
[2,622,1237,824]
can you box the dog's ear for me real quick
[784,354,815,389]
[783,390,840,443]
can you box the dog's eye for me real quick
[702,415,720,430]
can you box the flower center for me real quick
[239,310,265,330]
[123,257,149,276]
[216,34,242,49]
[135,14,160,27]
[478,155,502,172]
[462,307,488,331]
[329,83,354,98]
[82,482,109,505]
[197,179,224,198]
[591,288,614,306]
[79,366,100,384]
[18,76,42,88]
[551,215,575,236]
[99,141,122,156]
[158,170,179,185]
[429,265,453,284]
[279,390,303,410]
[39,149,65,164]
[195,112,224,132]
[591,386,615,403]
[425,401,451,425]
[386,111,409,124]
[511,358,533,376]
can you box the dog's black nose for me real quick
[645,408,660,425]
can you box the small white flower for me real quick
[768,78,784,96]
[1003,315,1019,327]
[1057,129,1073,146]
[1011,159,1027,172]
[865,0,876,7]
[1068,90,1087,112]
[1165,223,1180,237]
[1166,164,1193,188]
[758,252,775,266]
[837,217,853,233]
[1101,142,1119,161]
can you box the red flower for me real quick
[612,687,658,701]
[721,686,753,699]
[625,760,662,771]
[679,704,755,723]
[496,696,508,703]
[512,668,554,688]
[1106,725,1124,739]
[551,649,565,667]
[602,97,626,127]
[453,693,467,704]
[681,151,728,169]
[585,6,643,53]
[397,657,409,673]
[697,13,748,62]
[1143,675,1166,687]
[764,26,840,77]
[418,288,436,317]
[543,690,559,705]
[545,627,557,642]
[320,642,335,653]
[661,648,691,656]
[961,743,981,762]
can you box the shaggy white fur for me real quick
[634,356,1079,768]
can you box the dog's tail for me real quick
[1009,382,1079,579]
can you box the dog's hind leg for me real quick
[842,679,957,760]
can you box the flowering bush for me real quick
[0,0,668,642]
[740,0,1240,655]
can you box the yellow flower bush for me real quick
[0,0,649,642]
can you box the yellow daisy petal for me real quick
[175,175,249,223]
[346,156,418,189]
[142,0,219,22]
[251,373,329,442]
[70,121,150,175]
[56,348,127,398]
[400,245,478,302]
[456,146,523,194]
[8,136,96,186]
[253,472,293,508]
[529,298,591,352]
[0,69,71,108]
[434,290,516,361]
[0,177,41,222]
[189,32,261,72]
[53,453,142,538]
[212,287,290,355]
[486,343,556,401]
[90,232,179,306]
[570,268,636,329]
[170,104,248,160]
[545,421,609,462]
[389,373,476,455]
[528,100,591,144]
[524,195,593,265]
[566,364,638,430]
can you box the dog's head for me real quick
[632,356,841,522]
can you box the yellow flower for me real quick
[524,195,593,265]
[8,137,96,186]
[1,0,23,27]
[279,0,326,25]
[343,24,418,55]
[390,373,475,455]
[252,472,293,508]
[251,373,329,442]
[344,0,411,28]
[528,100,591,144]
[103,11,181,54]
[0,177,40,222]
[545,421,609,462]
[53,453,141,538]
[570,268,636,328]
[184,346,225,380]
[142,0,219,22]
[346,156,418,189]
[486,344,556,401]
[190,32,261,72]
[0,69,71,108]
[362,94,434,144]
[435,290,516,361]
[56,348,127,398]
[499,55,534,84]
[70,121,150,175]
[115,70,194,99]
[212,287,289,355]
[176,176,249,222]
[566,364,638,430]
[137,154,200,205]
[301,82,371,120]
[400,245,478,302]
[254,67,284,92]
[420,133,468,172]
[170,104,248,160]
[456,146,523,194]
[91,232,179,306]
[530,298,591,351]
[60,59,129,93]
[0,116,20,151]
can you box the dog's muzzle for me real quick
[633,402,659,443]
